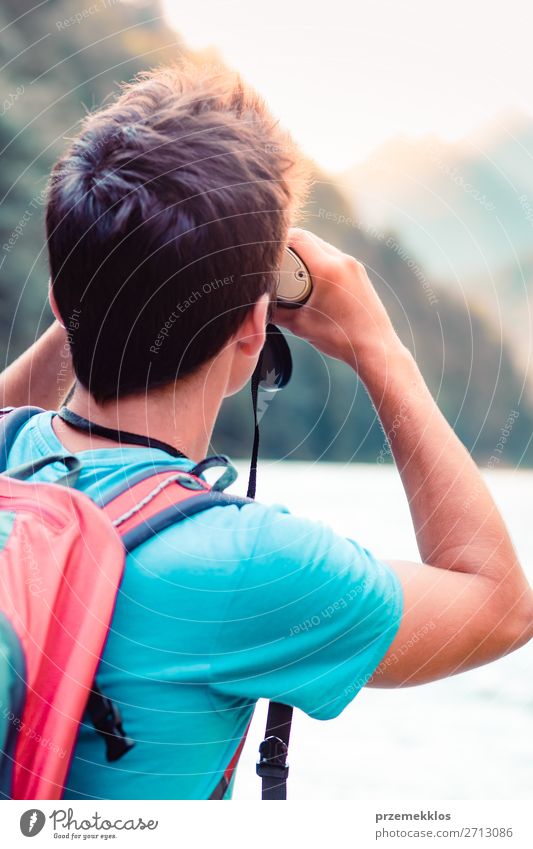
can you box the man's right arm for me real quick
[273,228,533,686]
[361,339,533,685]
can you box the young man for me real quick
[1,65,532,800]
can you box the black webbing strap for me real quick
[246,356,294,799]
[246,352,263,500]
[86,683,135,762]
[257,701,293,800]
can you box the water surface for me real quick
[227,462,533,799]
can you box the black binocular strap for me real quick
[247,355,294,799]
[257,701,293,800]
[246,352,262,500]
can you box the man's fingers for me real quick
[286,228,343,288]
[289,227,340,257]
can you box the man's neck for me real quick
[53,367,227,462]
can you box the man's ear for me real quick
[235,294,269,358]
[48,281,65,328]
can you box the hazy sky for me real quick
[162,0,532,172]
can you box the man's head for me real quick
[46,64,308,403]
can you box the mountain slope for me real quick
[341,121,533,362]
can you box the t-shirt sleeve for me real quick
[209,504,403,719]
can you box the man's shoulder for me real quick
[132,496,342,584]
[146,497,291,554]
[146,495,358,567]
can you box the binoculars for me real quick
[260,247,313,392]
[276,247,313,307]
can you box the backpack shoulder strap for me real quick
[0,406,44,472]
[101,464,251,553]
[122,489,250,553]
[84,464,250,765]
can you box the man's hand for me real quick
[274,227,533,686]
[272,227,399,372]
[0,320,74,411]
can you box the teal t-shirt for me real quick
[7,411,402,799]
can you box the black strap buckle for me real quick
[88,686,135,762]
[256,735,289,780]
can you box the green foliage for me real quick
[0,0,187,358]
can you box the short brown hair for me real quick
[46,64,309,402]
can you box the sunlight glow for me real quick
[162,0,532,172]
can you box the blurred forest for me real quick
[1,0,532,465]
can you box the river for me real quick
[227,461,533,800]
